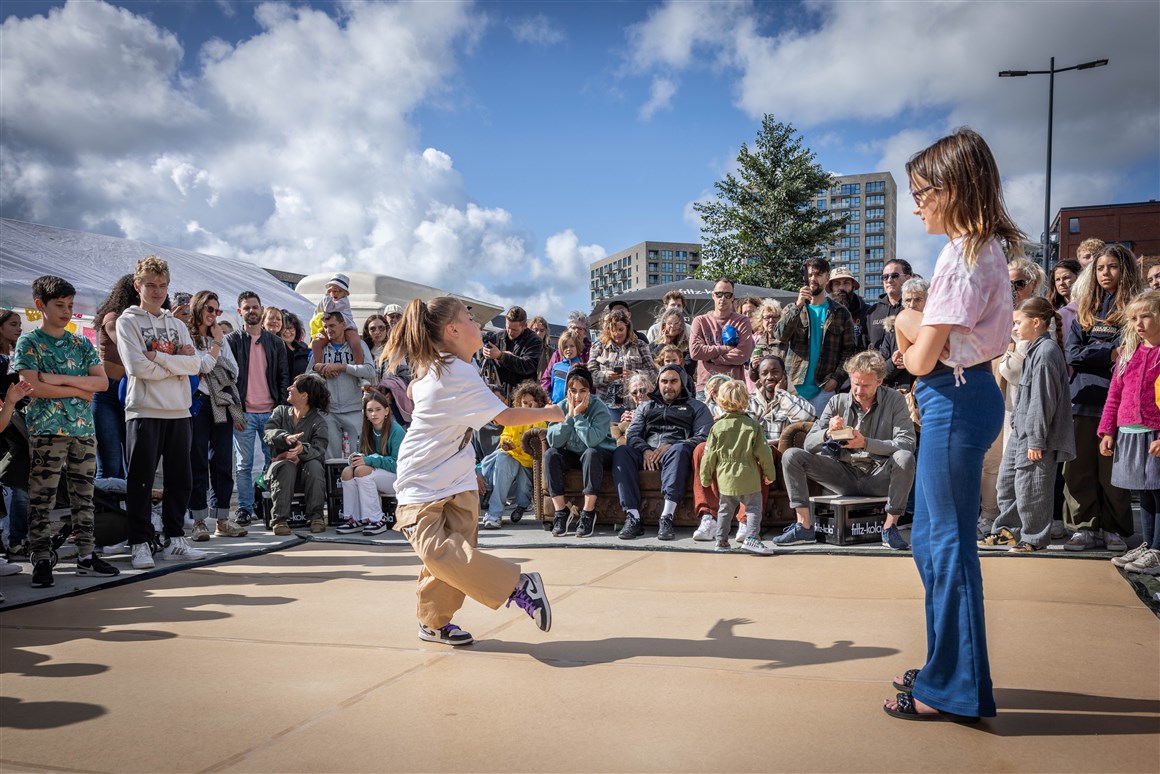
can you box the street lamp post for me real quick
[999,57,1108,267]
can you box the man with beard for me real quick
[827,268,871,352]
[866,259,913,354]
[776,258,855,414]
[226,291,289,526]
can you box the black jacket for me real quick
[867,293,903,354]
[286,341,310,382]
[840,292,873,352]
[491,328,545,393]
[626,365,713,452]
[1066,292,1122,417]
[226,328,289,409]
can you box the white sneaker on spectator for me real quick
[131,543,155,570]
[1102,531,1127,553]
[1125,549,1160,575]
[735,520,749,543]
[692,514,715,541]
[1064,529,1102,552]
[162,537,207,561]
[1049,520,1067,540]
[1112,542,1151,568]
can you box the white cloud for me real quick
[510,13,564,46]
[631,0,1159,271]
[0,0,594,320]
[639,76,678,120]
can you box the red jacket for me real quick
[1098,345,1160,436]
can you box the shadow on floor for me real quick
[975,688,1160,737]
[0,695,106,730]
[474,617,899,670]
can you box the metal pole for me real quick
[1044,57,1055,268]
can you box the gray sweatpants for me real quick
[993,438,1055,547]
[718,492,762,541]
[781,447,915,516]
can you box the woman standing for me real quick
[750,300,784,369]
[280,311,311,381]
[587,308,657,421]
[385,297,563,646]
[529,315,553,381]
[0,309,31,557]
[1048,259,1082,337]
[185,291,248,541]
[362,314,390,371]
[90,275,139,481]
[890,128,1023,722]
[262,307,284,337]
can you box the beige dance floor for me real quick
[1,542,1157,773]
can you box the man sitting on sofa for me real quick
[612,364,712,541]
[773,351,915,550]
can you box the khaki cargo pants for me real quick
[394,490,520,630]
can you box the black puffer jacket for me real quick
[625,365,713,451]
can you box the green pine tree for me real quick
[694,115,847,290]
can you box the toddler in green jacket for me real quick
[700,380,777,555]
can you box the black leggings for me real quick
[543,447,612,498]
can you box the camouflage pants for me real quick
[28,434,97,562]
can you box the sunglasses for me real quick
[368,325,386,332]
[881,272,904,281]
[713,291,734,299]
[630,388,649,396]
[205,306,222,315]
[1011,279,1030,289]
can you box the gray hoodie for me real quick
[312,340,376,415]
[115,306,201,421]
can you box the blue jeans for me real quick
[480,450,532,519]
[5,485,29,544]
[911,367,1003,718]
[91,380,126,480]
[612,442,694,511]
[233,411,272,513]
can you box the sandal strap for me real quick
[902,668,920,687]
[895,691,916,714]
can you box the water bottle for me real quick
[342,432,351,457]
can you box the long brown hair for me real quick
[599,308,637,346]
[186,290,219,350]
[1075,244,1141,330]
[385,297,463,376]
[359,390,394,455]
[906,128,1025,268]
[1015,296,1064,350]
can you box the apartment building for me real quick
[589,241,701,305]
[817,172,897,298]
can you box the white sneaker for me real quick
[1112,542,1151,568]
[162,536,207,561]
[692,514,715,541]
[1125,548,1160,575]
[735,520,749,543]
[131,543,155,570]
[741,536,775,555]
[1102,531,1127,553]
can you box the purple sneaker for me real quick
[506,571,552,632]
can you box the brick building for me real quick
[1051,201,1160,263]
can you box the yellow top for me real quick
[499,421,547,468]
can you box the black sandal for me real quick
[883,691,980,723]
[892,668,920,693]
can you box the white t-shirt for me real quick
[395,355,507,504]
[922,236,1013,369]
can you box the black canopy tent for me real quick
[590,278,798,323]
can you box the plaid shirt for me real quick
[748,387,816,444]
[775,299,856,389]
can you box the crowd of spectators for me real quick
[2,238,1159,597]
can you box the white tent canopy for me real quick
[0,218,315,328]
[296,272,504,331]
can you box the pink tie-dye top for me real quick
[922,236,1013,370]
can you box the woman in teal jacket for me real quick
[543,365,615,538]
[336,391,407,536]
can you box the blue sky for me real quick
[2,1,1157,321]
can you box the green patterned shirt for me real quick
[13,328,100,437]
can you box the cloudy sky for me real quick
[2,0,1157,319]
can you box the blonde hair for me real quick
[385,297,463,376]
[715,379,750,413]
[133,255,170,283]
[906,128,1025,268]
[1077,237,1105,261]
[1116,290,1160,375]
[657,309,688,349]
[557,329,582,354]
[1008,256,1046,297]
[1075,244,1141,330]
[844,350,887,381]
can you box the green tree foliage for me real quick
[694,115,846,291]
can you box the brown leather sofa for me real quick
[522,420,814,531]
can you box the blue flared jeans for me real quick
[911,365,1003,718]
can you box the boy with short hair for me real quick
[310,273,363,365]
[116,256,205,569]
[15,275,117,587]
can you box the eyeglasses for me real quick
[713,291,734,299]
[881,272,903,281]
[1011,279,1030,289]
[910,185,937,204]
[205,306,221,315]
